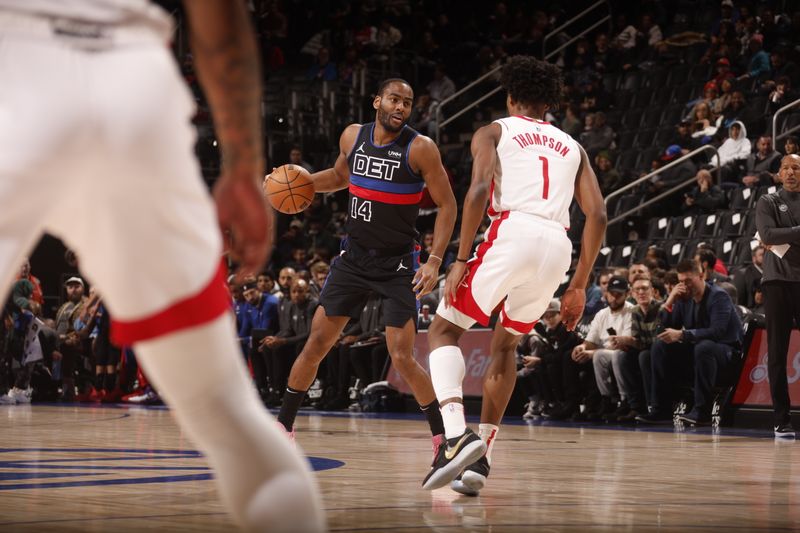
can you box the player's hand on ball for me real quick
[560,288,585,331]
[214,175,272,276]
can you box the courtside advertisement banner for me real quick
[732,329,800,407]
[387,330,493,397]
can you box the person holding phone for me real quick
[570,276,636,422]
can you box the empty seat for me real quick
[664,240,687,265]
[670,214,696,240]
[715,238,738,266]
[617,130,636,150]
[622,110,643,130]
[695,212,720,239]
[595,245,613,268]
[729,187,757,210]
[717,210,749,238]
[614,193,644,218]
[610,244,637,267]
[635,128,656,148]
[647,216,671,240]
[633,87,653,108]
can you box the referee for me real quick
[756,154,800,438]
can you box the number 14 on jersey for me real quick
[351,197,372,222]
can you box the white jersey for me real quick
[0,0,171,35]
[489,116,581,228]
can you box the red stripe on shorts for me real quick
[500,308,538,334]
[451,211,510,326]
[111,260,230,345]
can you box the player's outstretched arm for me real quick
[562,145,607,330]
[183,0,268,273]
[307,124,360,193]
[410,136,457,297]
[443,123,500,307]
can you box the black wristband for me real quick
[456,257,468,263]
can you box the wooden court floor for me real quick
[0,404,798,532]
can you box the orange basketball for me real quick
[264,164,315,214]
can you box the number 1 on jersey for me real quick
[538,155,550,200]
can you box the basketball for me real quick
[264,164,315,214]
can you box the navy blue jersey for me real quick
[345,123,424,250]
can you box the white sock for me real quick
[441,402,466,439]
[134,314,325,533]
[478,423,499,465]
[429,345,466,439]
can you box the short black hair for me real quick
[500,55,563,109]
[676,259,702,275]
[376,78,411,97]
[695,248,717,269]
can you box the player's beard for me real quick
[377,106,407,133]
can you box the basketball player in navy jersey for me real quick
[276,79,457,475]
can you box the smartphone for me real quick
[606,327,617,336]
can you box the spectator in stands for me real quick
[338,47,366,86]
[767,76,797,114]
[54,277,87,401]
[276,266,296,299]
[580,111,615,158]
[733,245,764,308]
[608,274,662,419]
[711,77,735,116]
[306,46,337,82]
[571,276,636,421]
[764,47,800,89]
[286,247,310,274]
[687,101,718,139]
[637,259,743,425]
[239,278,279,399]
[288,145,314,173]
[262,279,318,401]
[257,271,281,299]
[783,136,799,156]
[668,120,701,153]
[308,261,329,300]
[560,103,582,138]
[16,259,43,306]
[344,293,387,388]
[750,281,766,316]
[683,169,726,214]
[418,304,433,330]
[714,121,751,181]
[628,263,650,285]
[738,33,770,81]
[720,91,757,130]
[695,247,731,284]
[646,246,670,270]
[374,19,402,56]
[585,269,611,318]
[427,64,455,104]
[699,241,730,276]
[710,57,736,85]
[742,135,782,187]
[595,151,623,195]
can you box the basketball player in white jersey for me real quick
[422,56,607,492]
[0,1,323,530]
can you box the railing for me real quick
[772,97,800,151]
[604,144,720,238]
[542,0,612,59]
[434,1,612,144]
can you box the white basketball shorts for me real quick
[0,12,228,345]
[436,211,572,335]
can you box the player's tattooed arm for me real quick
[410,136,457,297]
[184,0,269,273]
[562,145,607,331]
[184,0,262,180]
[308,124,360,193]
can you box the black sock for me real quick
[104,373,117,391]
[95,373,105,391]
[277,387,307,432]
[420,399,445,437]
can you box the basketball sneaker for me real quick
[8,387,32,404]
[450,455,490,497]
[422,428,486,490]
[0,390,16,404]
[774,423,795,439]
